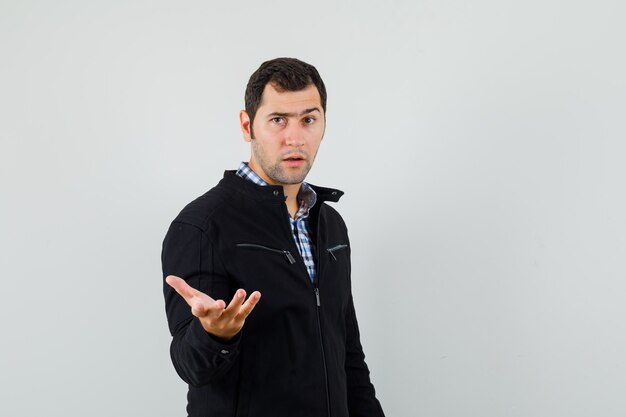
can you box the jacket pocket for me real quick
[236,243,296,265]
[327,244,349,261]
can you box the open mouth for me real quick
[283,154,305,162]
[283,155,306,167]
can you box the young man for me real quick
[162,58,385,416]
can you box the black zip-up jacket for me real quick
[162,171,385,417]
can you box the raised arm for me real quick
[162,221,260,387]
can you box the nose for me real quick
[284,124,305,147]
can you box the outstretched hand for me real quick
[166,275,261,341]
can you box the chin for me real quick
[269,167,310,185]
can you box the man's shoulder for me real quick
[319,201,348,230]
[170,174,237,231]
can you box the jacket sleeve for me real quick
[345,294,386,417]
[162,220,239,387]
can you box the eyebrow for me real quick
[266,107,321,118]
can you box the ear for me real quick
[240,110,252,142]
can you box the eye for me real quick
[270,117,285,124]
[303,116,315,125]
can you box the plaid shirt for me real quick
[236,162,317,282]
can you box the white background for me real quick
[1,1,625,416]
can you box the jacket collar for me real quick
[220,170,344,203]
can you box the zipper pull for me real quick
[327,244,348,261]
[314,288,321,306]
[283,250,296,264]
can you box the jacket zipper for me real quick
[279,202,332,416]
[326,244,348,261]
[314,286,331,417]
[236,243,296,264]
[312,216,332,417]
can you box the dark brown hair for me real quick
[245,57,327,132]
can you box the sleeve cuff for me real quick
[186,317,242,358]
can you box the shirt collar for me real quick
[236,161,268,186]
[236,161,317,210]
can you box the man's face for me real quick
[240,83,325,186]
